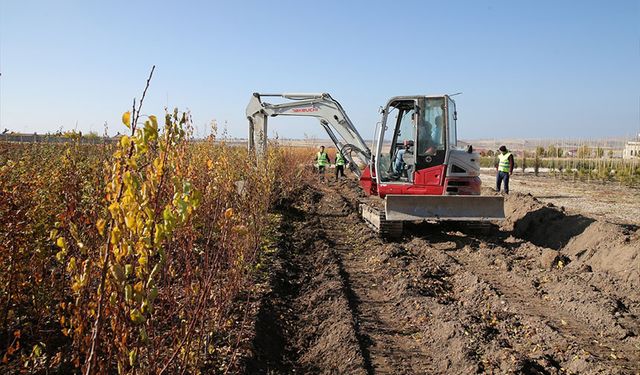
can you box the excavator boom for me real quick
[246,93,371,176]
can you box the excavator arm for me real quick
[246,93,372,176]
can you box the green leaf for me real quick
[130,309,145,324]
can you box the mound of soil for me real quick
[563,221,639,288]
[503,192,639,290]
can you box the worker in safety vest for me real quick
[335,150,346,181]
[495,145,514,194]
[315,145,331,179]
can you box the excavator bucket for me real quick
[385,195,505,222]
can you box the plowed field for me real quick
[240,177,639,374]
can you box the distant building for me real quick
[623,141,640,159]
[565,149,578,157]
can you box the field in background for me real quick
[480,155,640,187]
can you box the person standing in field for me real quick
[315,145,331,180]
[335,150,346,181]
[495,145,514,194]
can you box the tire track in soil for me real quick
[319,191,436,374]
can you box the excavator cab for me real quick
[375,96,453,191]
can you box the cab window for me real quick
[417,98,445,156]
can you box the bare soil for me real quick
[240,176,639,374]
[480,171,640,226]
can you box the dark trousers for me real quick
[496,171,510,193]
[335,165,344,180]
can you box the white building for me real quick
[623,141,640,159]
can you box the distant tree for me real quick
[62,130,82,139]
[546,145,563,158]
[596,147,604,158]
[85,131,101,139]
[607,149,614,158]
[577,145,592,158]
[486,150,495,157]
[547,145,557,158]
[535,146,546,157]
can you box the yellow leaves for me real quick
[120,135,131,149]
[110,263,125,282]
[67,257,77,273]
[55,250,67,263]
[122,111,131,128]
[153,224,164,246]
[110,226,121,245]
[149,115,158,127]
[143,117,159,143]
[56,237,66,249]
[54,236,69,262]
[129,309,145,324]
[138,254,148,267]
[124,285,133,302]
[133,281,144,294]
[125,264,133,278]
[41,108,218,368]
[125,213,136,230]
[108,202,120,218]
[71,280,83,293]
[129,348,137,367]
[232,225,248,236]
[162,207,175,228]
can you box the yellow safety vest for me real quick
[498,152,512,172]
[317,152,329,167]
[336,152,345,166]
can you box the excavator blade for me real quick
[385,195,505,222]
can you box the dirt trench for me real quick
[242,178,639,374]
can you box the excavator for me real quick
[246,93,504,238]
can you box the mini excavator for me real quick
[246,93,504,238]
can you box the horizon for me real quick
[3,130,638,145]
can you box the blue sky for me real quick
[0,0,638,140]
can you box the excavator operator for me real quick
[420,115,444,156]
